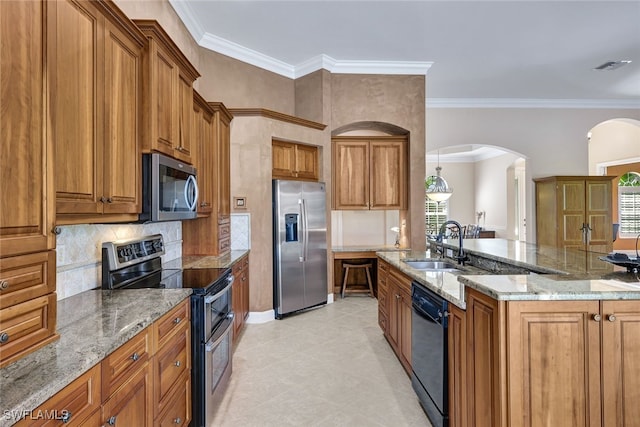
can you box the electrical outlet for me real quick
[446,249,453,257]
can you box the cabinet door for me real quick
[448,303,467,427]
[585,180,612,254]
[370,140,406,209]
[174,72,193,164]
[557,180,587,249]
[103,18,140,214]
[51,0,104,215]
[333,140,369,209]
[272,140,297,179]
[101,362,152,427]
[601,300,640,427]
[295,144,318,181]
[193,97,214,215]
[506,300,601,427]
[150,43,178,157]
[216,111,231,217]
[398,287,412,373]
[1,0,54,256]
[386,277,401,351]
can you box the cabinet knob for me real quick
[173,418,182,424]
[173,317,181,324]
[100,197,107,203]
[0,280,8,291]
[106,197,113,203]
[52,226,62,235]
[130,352,140,361]
[107,416,117,425]
[0,332,9,344]
[607,314,617,322]
[174,360,181,367]
[592,314,602,322]
[60,411,72,423]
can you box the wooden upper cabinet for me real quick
[535,176,613,256]
[272,140,319,181]
[135,20,200,165]
[210,102,233,217]
[193,92,214,216]
[51,0,145,221]
[1,0,55,256]
[332,137,407,210]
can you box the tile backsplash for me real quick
[56,222,182,300]
[231,213,251,250]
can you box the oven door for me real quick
[204,275,234,336]
[204,314,234,423]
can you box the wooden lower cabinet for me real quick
[448,303,467,427]
[464,288,640,427]
[384,265,411,374]
[232,255,250,343]
[377,259,389,333]
[17,299,191,427]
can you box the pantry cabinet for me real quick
[1,0,55,256]
[535,176,613,251]
[51,0,145,222]
[135,19,200,165]
[332,137,407,210]
[272,139,319,181]
[465,287,640,427]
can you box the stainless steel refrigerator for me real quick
[273,179,328,319]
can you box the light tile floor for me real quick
[212,296,432,426]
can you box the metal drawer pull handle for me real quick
[592,314,602,322]
[107,416,117,425]
[607,314,617,322]
[174,418,182,424]
[60,411,71,423]
[0,332,9,344]
[173,317,181,324]
[130,352,140,361]
[0,280,8,291]
[174,360,181,367]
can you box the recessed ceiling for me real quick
[171,0,640,107]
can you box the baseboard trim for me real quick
[246,309,275,324]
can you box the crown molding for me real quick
[427,98,640,109]
[168,0,205,42]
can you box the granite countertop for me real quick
[164,249,249,270]
[378,239,640,309]
[0,289,192,427]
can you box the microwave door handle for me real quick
[184,175,199,211]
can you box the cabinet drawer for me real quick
[154,300,189,349]
[15,364,101,426]
[218,223,230,239]
[0,251,55,309]
[217,214,230,225]
[218,237,230,254]
[378,287,388,315]
[243,255,249,268]
[0,293,58,368]
[102,328,151,398]
[154,323,189,415]
[378,308,387,333]
[232,257,245,275]
[156,370,191,427]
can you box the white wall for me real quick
[426,161,475,225]
[589,119,640,174]
[427,107,640,242]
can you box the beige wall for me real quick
[589,119,640,174]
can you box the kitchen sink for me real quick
[403,260,461,272]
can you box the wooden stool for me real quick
[341,262,374,298]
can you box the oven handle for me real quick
[204,276,234,304]
[205,314,234,351]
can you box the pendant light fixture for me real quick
[426,150,453,202]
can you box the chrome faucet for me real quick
[437,220,468,265]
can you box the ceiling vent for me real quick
[593,60,632,71]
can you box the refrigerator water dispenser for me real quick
[285,213,298,242]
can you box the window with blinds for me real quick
[425,198,448,236]
[618,172,640,237]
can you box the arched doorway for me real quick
[588,118,640,251]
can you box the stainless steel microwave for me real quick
[140,153,199,222]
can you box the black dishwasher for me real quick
[411,280,449,427]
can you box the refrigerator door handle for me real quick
[298,199,305,262]
[302,198,309,262]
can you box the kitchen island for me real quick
[0,289,192,427]
[377,239,640,427]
